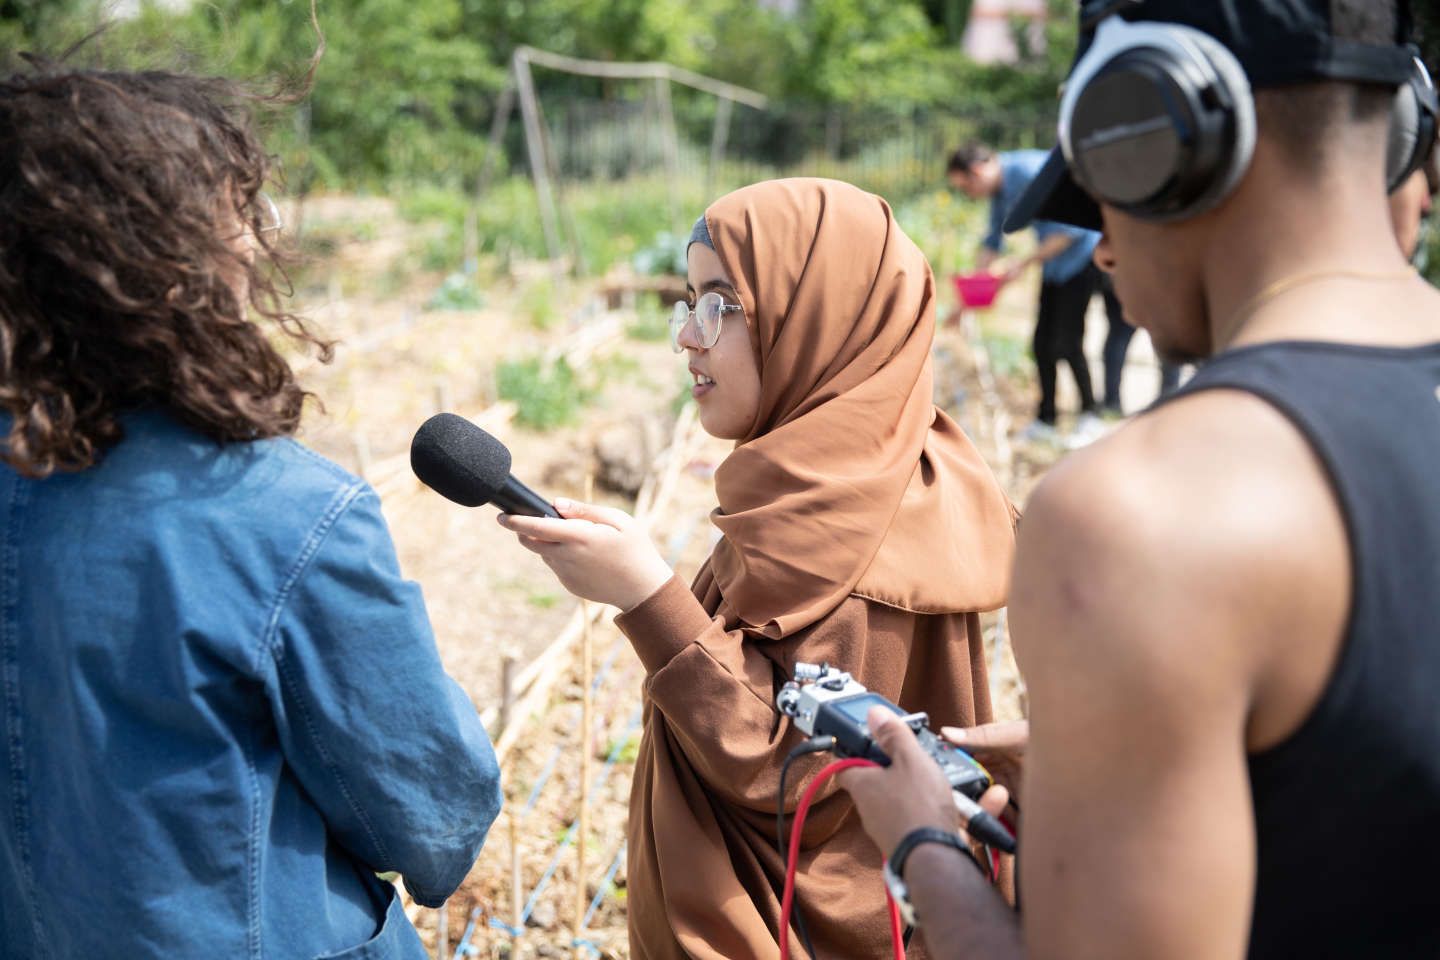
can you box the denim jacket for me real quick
[0,411,501,958]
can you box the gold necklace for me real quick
[1227,266,1416,331]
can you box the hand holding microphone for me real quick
[410,413,673,611]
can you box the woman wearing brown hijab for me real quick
[500,178,1016,958]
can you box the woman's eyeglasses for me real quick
[255,191,283,239]
[223,191,283,245]
[670,291,743,353]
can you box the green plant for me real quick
[519,280,559,331]
[626,313,670,342]
[424,271,484,311]
[418,228,464,273]
[457,175,714,277]
[592,353,643,383]
[602,733,641,765]
[632,230,687,277]
[526,591,560,609]
[376,257,418,300]
[1420,221,1439,286]
[981,331,1029,380]
[892,190,991,277]
[398,186,473,225]
[496,355,589,430]
[11,0,1079,188]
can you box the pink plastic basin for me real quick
[952,272,1002,308]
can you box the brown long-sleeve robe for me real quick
[616,568,994,960]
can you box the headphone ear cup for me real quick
[1066,55,1195,210]
[1390,55,1440,193]
[1387,81,1425,192]
[1063,21,1254,222]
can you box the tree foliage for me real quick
[0,0,100,60]
[0,0,1074,186]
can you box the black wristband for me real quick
[889,827,982,882]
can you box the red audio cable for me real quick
[779,758,904,960]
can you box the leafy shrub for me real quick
[519,281,559,330]
[496,356,588,430]
[981,332,1029,381]
[626,313,670,342]
[892,190,991,277]
[632,230,687,277]
[526,591,560,609]
[424,271,484,311]
[603,733,641,765]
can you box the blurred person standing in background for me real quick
[949,143,1107,447]
[949,143,1183,432]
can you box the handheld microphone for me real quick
[410,413,559,518]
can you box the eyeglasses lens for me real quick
[257,192,283,237]
[695,292,724,348]
[670,301,689,353]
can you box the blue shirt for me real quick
[0,411,501,959]
[983,149,1099,285]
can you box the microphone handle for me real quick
[493,475,560,518]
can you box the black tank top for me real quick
[1165,341,1440,957]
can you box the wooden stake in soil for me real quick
[499,650,518,735]
[463,208,479,276]
[574,475,596,957]
[436,903,448,960]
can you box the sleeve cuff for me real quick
[614,575,715,674]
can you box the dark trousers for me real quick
[1098,276,1181,412]
[1034,267,1098,424]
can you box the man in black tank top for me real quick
[837,1,1440,958]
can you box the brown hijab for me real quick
[702,178,1016,637]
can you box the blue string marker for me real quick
[467,707,643,956]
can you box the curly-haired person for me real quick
[0,62,500,958]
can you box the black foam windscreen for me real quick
[410,413,512,507]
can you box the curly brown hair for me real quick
[0,60,332,477]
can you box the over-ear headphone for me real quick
[1059,15,1255,223]
[1062,15,1434,220]
[1386,52,1438,193]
